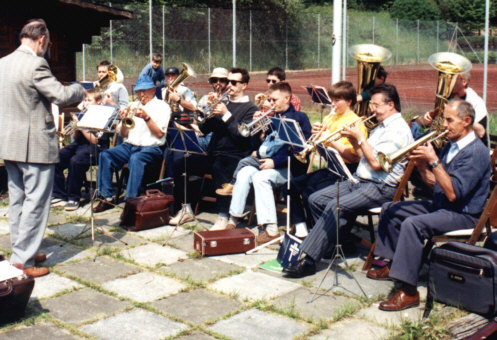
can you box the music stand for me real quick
[246,117,306,254]
[167,126,207,226]
[308,145,366,302]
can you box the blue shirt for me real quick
[355,112,414,187]
[139,63,165,85]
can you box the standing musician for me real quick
[214,82,311,244]
[0,19,84,277]
[93,74,170,212]
[288,81,368,238]
[161,66,197,112]
[369,100,490,311]
[169,67,257,229]
[96,60,129,109]
[283,84,414,278]
[255,67,301,111]
[52,89,111,211]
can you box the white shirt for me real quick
[161,83,197,111]
[465,87,487,123]
[446,131,477,163]
[126,97,170,147]
[104,82,129,109]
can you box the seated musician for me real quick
[368,100,490,311]
[214,82,311,244]
[51,89,111,211]
[283,84,414,278]
[169,67,257,228]
[161,66,197,112]
[288,81,368,238]
[96,60,129,109]
[255,67,301,111]
[93,74,170,212]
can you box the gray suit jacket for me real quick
[0,45,84,164]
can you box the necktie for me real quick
[446,142,459,163]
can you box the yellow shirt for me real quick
[320,109,368,158]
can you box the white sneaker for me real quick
[169,205,195,226]
[210,217,228,231]
[51,199,67,207]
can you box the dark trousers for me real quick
[53,142,97,202]
[374,200,478,286]
[173,153,241,215]
[301,179,397,263]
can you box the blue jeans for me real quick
[229,165,287,225]
[98,142,162,199]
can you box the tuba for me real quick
[428,52,472,148]
[96,64,123,89]
[348,44,391,118]
[165,62,196,112]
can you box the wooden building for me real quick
[0,0,132,82]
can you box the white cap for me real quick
[209,67,228,79]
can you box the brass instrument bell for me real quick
[165,62,196,112]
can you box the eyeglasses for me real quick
[369,101,388,110]
[266,79,278,84]
[209,77,228,84]
[228,80,243,86]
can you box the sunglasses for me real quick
[228,80,243,86]
[209,77,228,84]
[266,79,278,84]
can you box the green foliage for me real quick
[394,318,448,340]
[389,0,440,20]
[438,0,497,33]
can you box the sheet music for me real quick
[305,85,332,106]
[271,117,306,148]
[167,127,207,155]
[77,105,118,131]
[317,145,358,183]
[0,260,24,281]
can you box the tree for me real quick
[437,0,497,32]
[389,0,440,21]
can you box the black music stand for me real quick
[308,145,367,302]
[246,117,306,254]
[167,126,207,226]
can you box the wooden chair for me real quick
[361,161,415,270]
[490,143,497,187]
[116,159,166,200]
[194,173,217,215]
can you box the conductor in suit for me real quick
[0,19,84,277]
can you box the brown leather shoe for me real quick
[366,265,391,281]
[215,183,234,196]
[35,253,47,264]
[379,289,420,311]
[22,266,50,278]
[256,231,280,245]
[92,199,114,213]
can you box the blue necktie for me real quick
[446,142,459,163]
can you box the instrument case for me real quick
[194,229,255,256]
[120,190,173,231]
[425,242,497,317]
[0,274,35,324]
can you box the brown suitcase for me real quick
[194,228,256,256]
[0,274,35,324]
[120,189,174,231]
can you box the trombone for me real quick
[238,108,274,137]
[378,130,449,173]
[295,114,376,164]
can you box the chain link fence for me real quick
[76,5,492,81]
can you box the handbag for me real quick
[120,189,174,231]
[0,274,35,324]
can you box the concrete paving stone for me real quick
[211,248,279,269]
[0,234,11,250]
[209,308,309,340]
[0,205,9,218]
[162,257,244,283]
[74,231,145,249]
[272,287,361,322]
[151,289,242,324]
[39,243,94,267]
[309,318,391,340]
[47,213,69,226]
[311,269,394,298]
[166,231,195,252]
[30,272,83,300]
[119,243,188,267]
[0,218,9,235]
[355,303,425,327]
[208,270,300,301]
[80,308,188,340]
[134,225,190,241]
[56,256,141,284]
[93,210,123,227]
[175,331,217,340]
[0,323,81,340]
[39,287,129,324]
[48,223,91,239]
[102,271,186,302]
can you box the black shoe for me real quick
[283,257,316,278]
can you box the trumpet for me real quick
[378,129,449,173]
[194,89,230,123]
[238,109,274,138]
[295,114,376,163]
[122,101,141,129]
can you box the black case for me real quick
[0,275,35,324]
[425,242,497,317]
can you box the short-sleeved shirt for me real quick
[126,97,170,146]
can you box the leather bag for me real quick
[120,189,174,231]
[0,275,35,324]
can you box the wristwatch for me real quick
[358,138,365,146]
[431,160,440,169]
